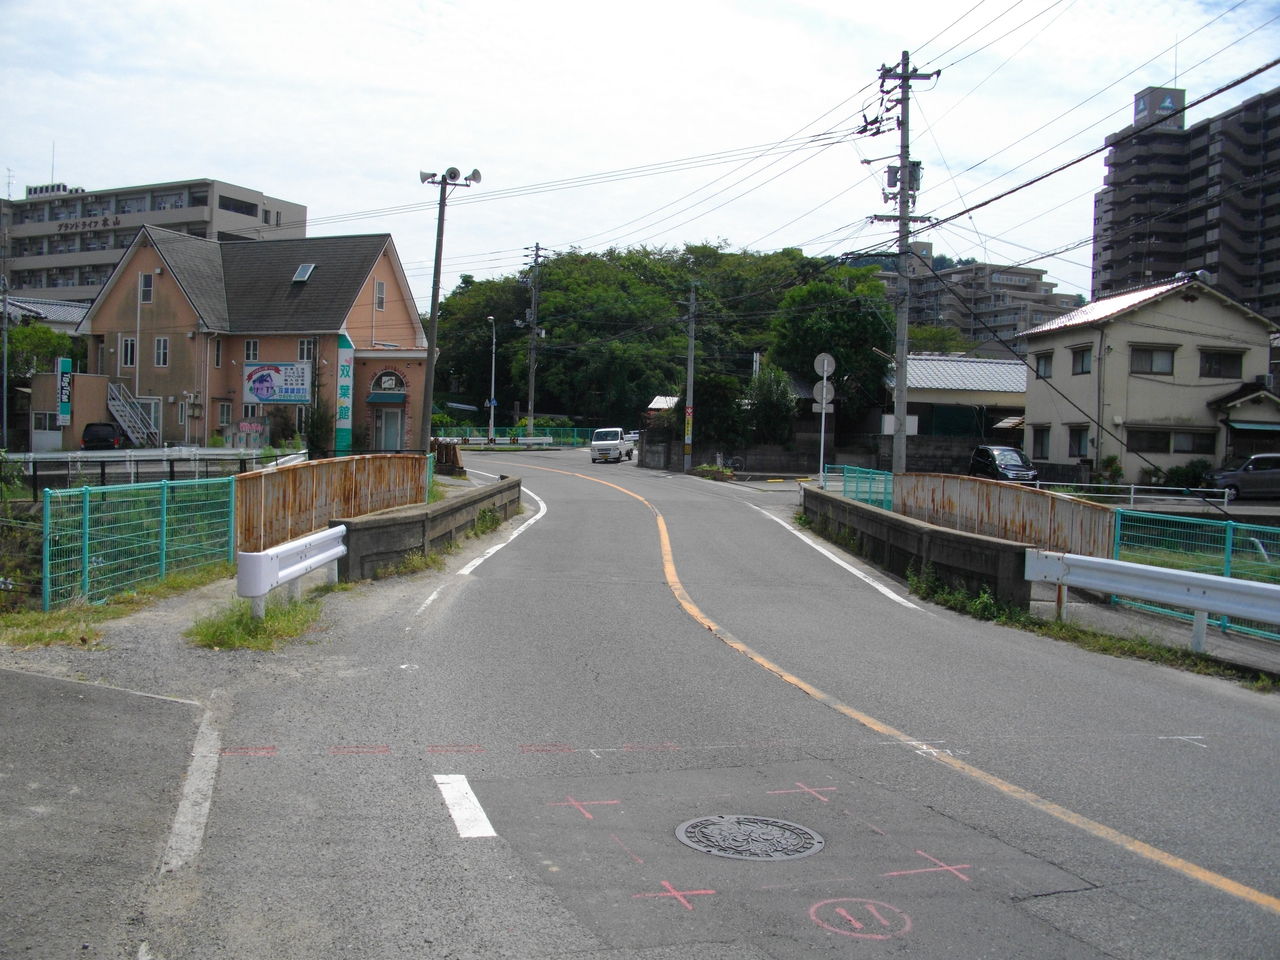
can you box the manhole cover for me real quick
[676,815,824,861]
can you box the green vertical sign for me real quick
[334,334,354,453]
[56,357,72,426]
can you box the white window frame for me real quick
[154,336,169,368]
[244,339,259,362]
[242,403,260,419]
[140,273,153,304]
[298,338,317,362]
[375,280,386,311]
[218,401,231,427]
[122,336,137,368]
[214,339,222,368]
[1035,352,1053,379]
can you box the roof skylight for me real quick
[292,263,316,282]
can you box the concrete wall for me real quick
[802,484,1032,609]
[333,476,521,581]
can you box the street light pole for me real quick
[486,315,496,443]
[418,167,481,452]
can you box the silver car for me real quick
[1204,452,1280,501]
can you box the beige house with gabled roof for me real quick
[31,225,429,452]
[1017,276,1279,481]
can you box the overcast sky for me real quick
[4,0,1277,314]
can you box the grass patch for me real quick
[471,507,502,537]
[0,563,236,648]
[185,594,322,651]
[693,463,735,481]
[376,549,446,578]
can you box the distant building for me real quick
[1091,84,1280,327]
[877,243,1079,357]
[2,178,306,303]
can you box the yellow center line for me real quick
[510,461,1280,916]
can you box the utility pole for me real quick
[879,51,937,475]
[525,243,543,438]
[680,284,696,472]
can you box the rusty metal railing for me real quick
[236,454,432,554]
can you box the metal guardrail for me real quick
[237,524,346,618]
[1029,481,1229,506]
[1025,549,1280,651]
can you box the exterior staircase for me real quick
[106,382,160,447]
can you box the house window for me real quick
[1199,351,1242,379]
[177,401,186,426]
[1068,426,1089,458]
[1128,429,1170,453]
[298,338,317,362]
[1130,346,1175,375]
[154,337,169,367]
[1071,347,1091,375]
[140,273,153,304]
[245,340,259,362]
[218,401,231,427]
[242,403,260,419]
[33,411,60,431]
[1032,426,1050,460]
[1034,352,1053,379]
[1173,431,1216,454]
[214,339,222,368]
[375,280,386,311]
[122,337,137,368]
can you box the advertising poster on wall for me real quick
[56,357,72,425]
[242,361,313,404]
[334,334,354,453]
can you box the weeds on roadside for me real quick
[904,560,1277,691]
[185,594,322,651]
[0,563,236,648]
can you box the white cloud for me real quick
[4,0,1277,308]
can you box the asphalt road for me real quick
[2,448,1277,959]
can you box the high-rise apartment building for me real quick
[1091,84,1280,325]
[878,243,1080,356]
[1,178,306,303]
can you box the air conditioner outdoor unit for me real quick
[1254,373,1275,389]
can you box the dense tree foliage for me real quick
[7,324,77,384]
[432,244,887,436]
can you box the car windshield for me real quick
[593,429,620,442]
[993,449,1031,467]
[1218,456,1248,471]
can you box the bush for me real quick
[1162,458,1214,490]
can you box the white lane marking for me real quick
[746,503,920,609]
[160,710,220,872]
[458,486,547,575]
[407,484,548,629]
[434,774,497,838]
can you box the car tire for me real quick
[626,450,633,460]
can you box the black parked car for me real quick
[968,444,1038,483]
[81,422,128,450]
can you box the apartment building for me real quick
[877,243,1080,357]
[1091,84,1280,326]
[1,178,306,302]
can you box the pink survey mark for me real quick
[220,745,276,757]
[633,881,716,911]
[328,744,390,756]
[810,898,911,940]
[610,833,645,864]
[882,849,971,882]
[767,781,837,802]
[547,795,620,820]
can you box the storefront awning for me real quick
[366,392,406,404]
[1226,420,1280,431]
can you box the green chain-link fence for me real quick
[824,465,894,510]
[43,478,236,611]
[1114,509,1280,641]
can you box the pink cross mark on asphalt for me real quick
[882,849,972,882]
[632,881,716,910]
[547,795,621,820]
[767,781,837,802]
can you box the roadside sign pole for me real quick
[813,353,836,489]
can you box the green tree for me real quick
[7,324,76,384]
[767,266,894,412]
[909,324,975,354]
[743,365,796,444]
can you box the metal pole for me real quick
[526,244,541,438]
[487,316,496,443]
[420,177,448,452]
[683,285,695,473]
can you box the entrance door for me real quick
[374,407,403,450]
